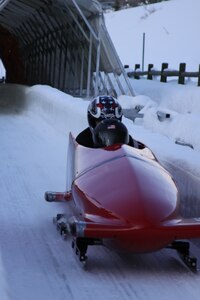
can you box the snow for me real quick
[1,0,200,299]
[105,0,200,71]
[0,59,5,78]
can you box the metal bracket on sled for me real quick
[71,237,103,266]
[53,213,103,266]
[72,237,88,265]
[45,191,71,202]
[53,214,68,237]
[168,241,198,272]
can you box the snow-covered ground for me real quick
[105,0,200,71]
[1,83,200,300]
[1,0,200,299]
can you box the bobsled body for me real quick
[45,131,200,268]
[63,133,200,254]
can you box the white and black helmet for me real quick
[87,95,123,129]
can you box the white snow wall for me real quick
[0,84,89,137]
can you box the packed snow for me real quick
[1,0,200,299]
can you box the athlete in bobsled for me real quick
[76,95,144,149]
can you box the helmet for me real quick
[87,95,123,129]
[92,119,129,148]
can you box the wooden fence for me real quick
[127,63,200,86]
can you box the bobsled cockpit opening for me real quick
[92,119,129,148]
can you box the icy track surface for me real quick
[1,85,200,300]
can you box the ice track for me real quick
[1,84,200,300]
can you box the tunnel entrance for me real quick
[0,25,24,83]
[0,0,134,97]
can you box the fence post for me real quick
[178,63,186,85]
[160,63,168,82]
[147,64,154,80]
[142,32,145,71]
[198,65,200,87]
[134,64,140,79]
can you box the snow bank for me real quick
[0,84,89,137]
[119,79,200,152]
[25,85,89,137]
[105,0,200,71]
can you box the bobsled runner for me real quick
[45,126,200,270]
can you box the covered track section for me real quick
[0,0,134,97]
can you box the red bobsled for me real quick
[45,131,200,269]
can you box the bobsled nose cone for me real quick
[74,153,178,227]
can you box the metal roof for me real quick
[0,0,134,97]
